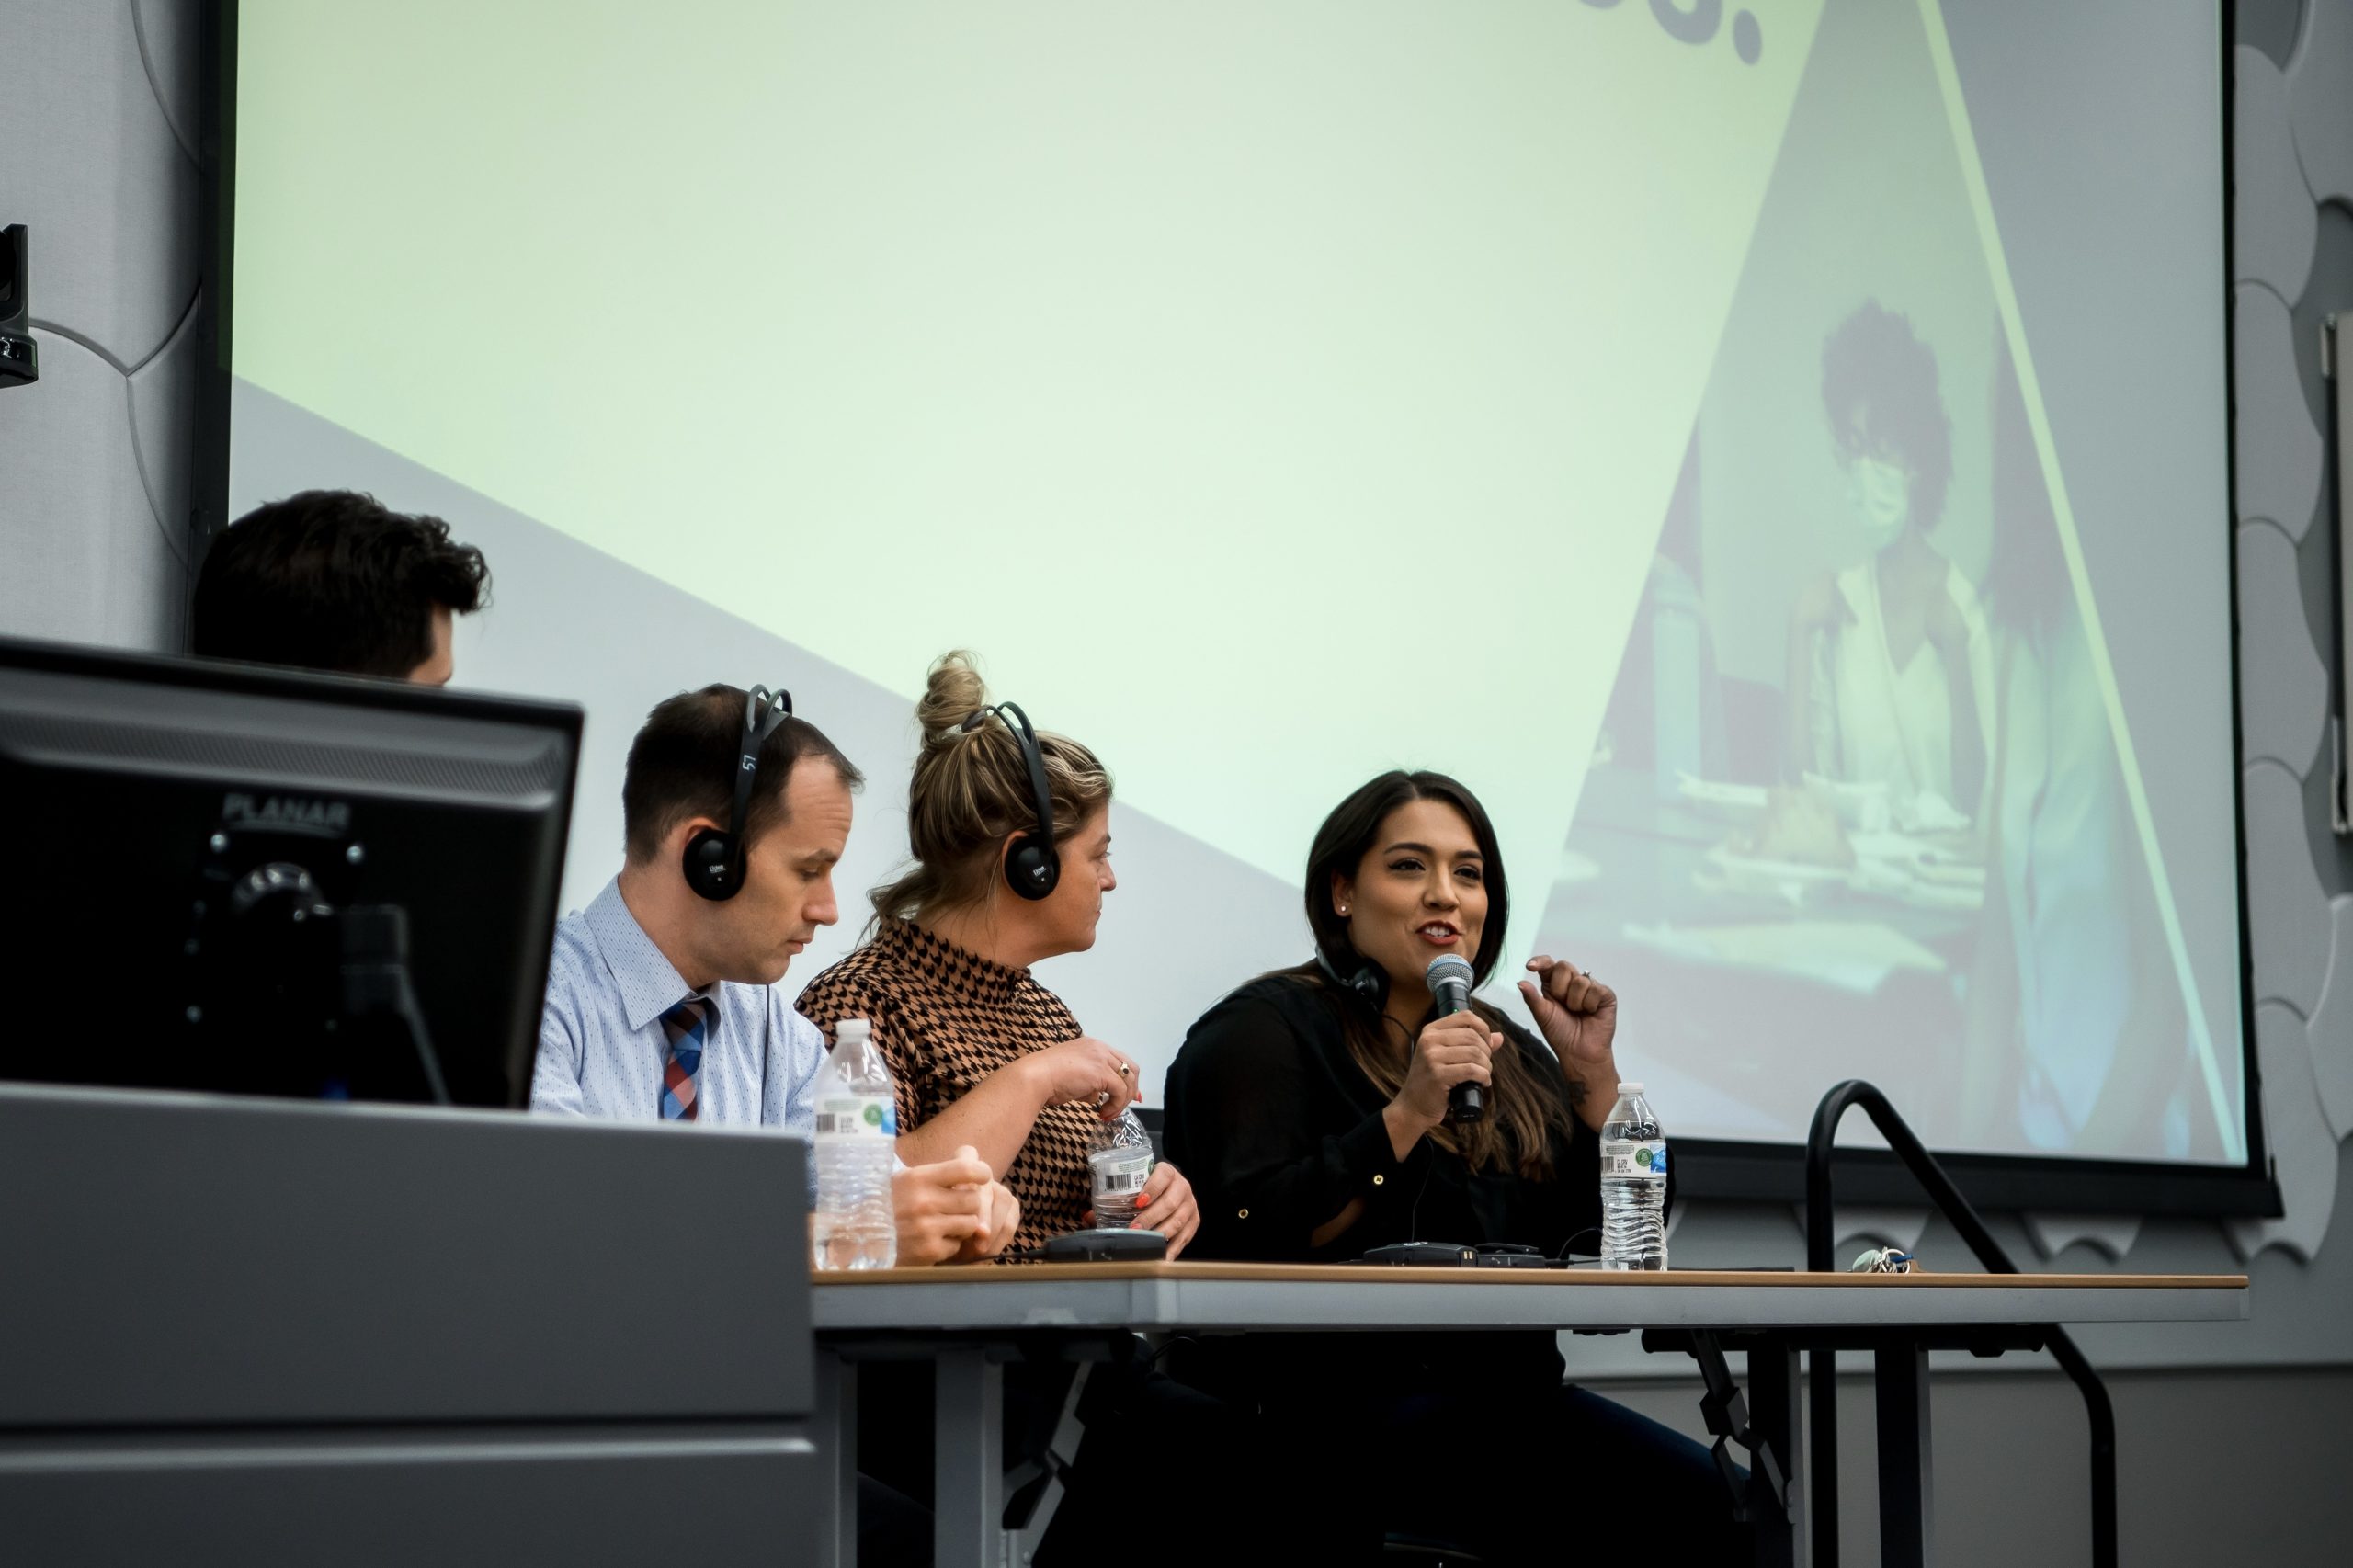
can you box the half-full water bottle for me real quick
[813,1018,897,1269]
[1600,1082,1667,1270]
[1088,1108,1154,1229]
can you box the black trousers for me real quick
[1256,1379,1752,1566]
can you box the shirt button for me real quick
[1372,1175,1386,1187]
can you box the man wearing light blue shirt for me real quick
[534,876,824,1125]
[531,683,1017,1267]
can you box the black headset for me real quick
[684,685,792,902]
[1314,945,1389,1009]
[960,700,1059,901]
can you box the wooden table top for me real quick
[814,1260,2248,1290]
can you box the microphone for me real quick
[1426,953,1483,1124]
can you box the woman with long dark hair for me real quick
[1164,769,1746,1562]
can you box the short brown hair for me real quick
[621,685,863,863]
[193,490,489,676]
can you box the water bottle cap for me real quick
[1617,1081,1643,1096]
[837,1017,871,1048]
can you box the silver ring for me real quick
[1093,1089,1112,1108]
[1118,1062,1133,1077]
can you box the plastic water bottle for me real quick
[1600,1081,1668,1270]
[813,1018,897,1269]
[1088,1108,1154,1229]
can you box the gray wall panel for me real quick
[0,0,200,653]
[0,331,186,648]
[1,0,199,366]
[2237,45,2317,301]
[2237,518,2329,776]
[1599,1364,2353,1568]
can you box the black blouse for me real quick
[1164,971,1613,1399]
[1165,971,1607,1260]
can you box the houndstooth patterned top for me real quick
[796,919,1096,1251]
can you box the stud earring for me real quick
[1337,904,1349,915]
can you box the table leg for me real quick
[813,1348,858,1568]
[1874,1342,1933,1568]
[935,1345,1005,1568]
[1748,1336,1803,1568]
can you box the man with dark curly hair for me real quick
[190,490,490,686]
[1784,300,1993,825]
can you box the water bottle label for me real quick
[815,1096,895,1137]
[1089,1147,1153,1198]
[1601,1140,1666,1177]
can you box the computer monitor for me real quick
[0,635,581,1108]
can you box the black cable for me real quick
[1555,1225,1601,1262]
[1403,1149,1438,1241]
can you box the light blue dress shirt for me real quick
[530,878,824,1145]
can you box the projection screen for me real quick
[224,0,2257,1201]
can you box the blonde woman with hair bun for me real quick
[797,651,1200,1256]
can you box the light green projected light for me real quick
[232,0,2239,1166]
[234,0,1824,920]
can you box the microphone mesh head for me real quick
[1425,954,1474,988]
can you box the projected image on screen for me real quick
[226,0,2243,1178]
[1527,0,2232,1164]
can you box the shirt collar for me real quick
[585,877,708,1032]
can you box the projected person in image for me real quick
[191,490,488,686]
[1785,302,1994,827]
[1958,335,2200,1158]
[1163,770,1747,1563]
[796,652,1227,1568]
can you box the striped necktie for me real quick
[658,995,711,1121]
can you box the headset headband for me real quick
[728,683,792,851]
[962,700,1055,852]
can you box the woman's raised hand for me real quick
[1025,1036,1142,1120]
[1518,955,1618,1065]
[1392,1013,1501,1134]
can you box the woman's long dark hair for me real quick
[1294,769,1574,1178]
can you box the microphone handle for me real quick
[1449,1079,1485,1123]
[1430,972,1482,1123]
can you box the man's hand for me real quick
[892,1146,999,1266]
[956,1179,1020,1263]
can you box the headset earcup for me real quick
[683,828,739,901]
[1003,833,1059,901]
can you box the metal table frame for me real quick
[810,1263,2247,1568]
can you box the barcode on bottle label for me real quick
[1089,1148,1152,1199]
[1600,1140,1666,1177]
[816,1096,894,1137]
